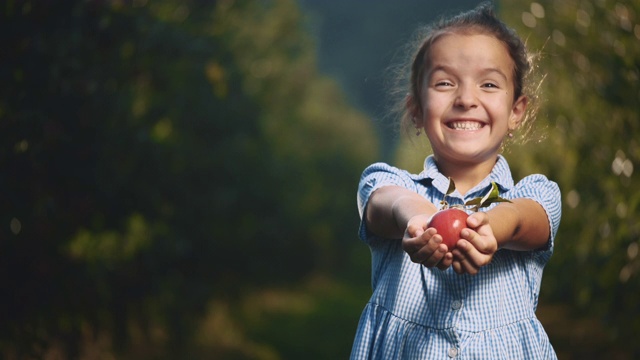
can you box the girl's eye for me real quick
[435,81,453,87]
[482,82,499,88]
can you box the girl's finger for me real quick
[436,253,454,270]
[421,244,447,267]
[452,259,463,274]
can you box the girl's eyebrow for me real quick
[427,64,453,76]
[482,67,509,82]
[429,65,509,82]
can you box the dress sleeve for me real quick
[510,174,562,252]
[357,162,418,242]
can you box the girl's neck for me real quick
[435,156,498,196]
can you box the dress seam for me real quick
[367,301,453,331]
[367,301,538,333]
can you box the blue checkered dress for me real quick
[351,155,561,359]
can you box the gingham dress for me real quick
[351,155,561,360]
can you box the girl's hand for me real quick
[451,212,498,275]
[402,214,453,270]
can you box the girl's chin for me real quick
[442,131,503,147]
[443,126,487,137]
[439,142,502,160]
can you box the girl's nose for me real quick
[454,85,478,109]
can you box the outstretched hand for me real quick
[401,214,453,271]
[401,211,498,274]
[451,211,498,274]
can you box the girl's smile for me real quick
[447,119,485,131]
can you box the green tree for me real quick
[1,0,375,358]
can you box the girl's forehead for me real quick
[426,33,515,75]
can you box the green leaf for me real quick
[446,177,456,196]
[464,197,483,207]
[464,181,511,211]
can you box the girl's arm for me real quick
[365,185,438,239]
[487,198,550,250]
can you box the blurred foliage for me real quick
[1,0,375,358]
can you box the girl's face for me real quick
[415,33,527,168]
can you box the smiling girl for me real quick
[351,2,561,359]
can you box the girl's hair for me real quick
[396,1,542,144]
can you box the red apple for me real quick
[428,208,469,250]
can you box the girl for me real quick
[351,2,561,359]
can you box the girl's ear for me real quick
[405,93,422,125]
[509,95,528,130]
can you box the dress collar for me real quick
[414,155,514,198]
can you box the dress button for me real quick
[448,347,458,358]
[451,300,462,310]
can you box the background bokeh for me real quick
[1,0,639,359]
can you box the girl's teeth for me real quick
[450,121,482,130]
